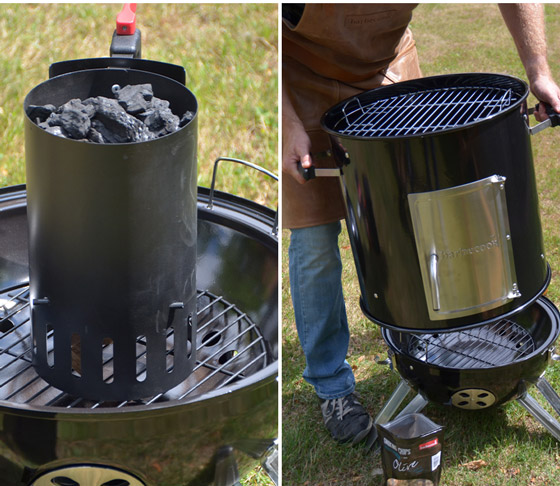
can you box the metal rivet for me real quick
[374,293,379,299]
[506,234,511,240]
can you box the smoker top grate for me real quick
[0,285,270,409]
[330,86,521,138]
[407,319,535,369]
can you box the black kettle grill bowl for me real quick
[321,73,549,333]
[0,185,277,486]
[382,296,559,408]
[24,68,199,401]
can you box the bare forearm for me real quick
[499,3,551,82]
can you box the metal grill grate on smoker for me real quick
[331,86,521,137]
[0,285,270,409]
[407,319,535,369]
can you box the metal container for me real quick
[24,68,199,400]
[320,73,550,332]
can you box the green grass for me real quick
[0,3,278,209]
[282,4,560,485]
[0,4,277,486]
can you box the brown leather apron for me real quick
[283,4,422,229]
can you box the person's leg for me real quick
[289,221,372,443]
[289,221,353,398]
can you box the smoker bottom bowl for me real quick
[0,185,278,486]
[382,296,560,408]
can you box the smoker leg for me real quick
[260,440,278,486]
[395,392,429,419]
[517,393,560,442]
[374,379,413,425]
[214,446,241,486]
[229,438,278,486]
[365,380,426,453]
[536,376,560,417]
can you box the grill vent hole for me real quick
[101,481,131,486]
[50,477,79,486]
[167,327,175,373]
[71,333,81,377]
[459,392,470,398]
[102,337,114,384]
[0,318,14,332]
[46,324,54,368]
[202,331,221,347]
[219,350,236,364]
[187,314,193,358]
[136,335,147,382]
[458,401,469,407]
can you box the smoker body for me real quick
[321,73,548,332]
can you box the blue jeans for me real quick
[289,221,355,400]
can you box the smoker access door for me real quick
[408,175,520,321]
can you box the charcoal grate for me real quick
[331,86,520,137]
[407,318,535,369]
[0,285,269,408]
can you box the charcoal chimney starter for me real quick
[24,67,199,401]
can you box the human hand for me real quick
[282,113,312,184]
[530,74,560,121]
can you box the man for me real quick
[282,3,560,445]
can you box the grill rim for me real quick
[0,186,278,417]
[0,283,278,418]
[382,295,559,374]
[321,72,529,140]
[405,318,536,369]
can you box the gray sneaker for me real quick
[320,393,373,444]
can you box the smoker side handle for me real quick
[528,102,560,135]
[296,159,341,180]
[297,161,316,181]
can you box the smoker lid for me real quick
[321,73,528,139]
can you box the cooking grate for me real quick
[0,285,269,409]
[407,318,535,369]
[332,86,520,137]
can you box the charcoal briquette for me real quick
[91,97,154,143]
[44,125,68,138]
[46,100,92,139]
[115,83,154,115]
[179,111,195,127]
[27,104,57,123]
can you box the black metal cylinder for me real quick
[24,68,198,400]
[322,73,549,332]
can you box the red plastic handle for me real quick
[116,3,137,35]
